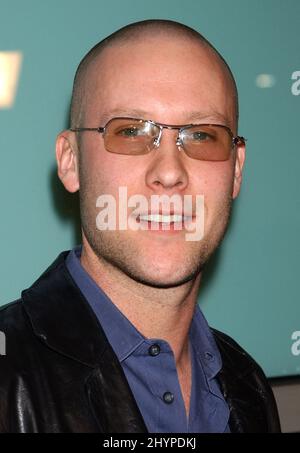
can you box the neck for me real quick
[80,239,202,365]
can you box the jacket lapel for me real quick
[213,329,270,433]
[86,349,147,432]
[22,251,147,433]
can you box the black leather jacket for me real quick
[0,252,281,433]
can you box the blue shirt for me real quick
[66,246,230,433]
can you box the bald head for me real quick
[70,19,239,130]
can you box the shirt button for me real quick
[163,391,174,404]
[148,343,161,356]
[205,351,214,361]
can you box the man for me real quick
[0,19,280,433]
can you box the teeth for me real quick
[139,214,189,223]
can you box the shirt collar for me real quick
[66,246,145,362]
[66,245,222,378]
[189,306,223,380]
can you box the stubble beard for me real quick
[79,187,233,290]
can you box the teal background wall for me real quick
[0,0,299,378]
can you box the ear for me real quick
[56,130,79,193]
[232,141,246,199]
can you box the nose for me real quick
[145,128,189,192]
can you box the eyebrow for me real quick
[99,108,231,127]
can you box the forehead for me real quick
[84,36,236,127]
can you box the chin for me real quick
[122,262,201,289]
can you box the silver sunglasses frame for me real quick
[70,117,246,150]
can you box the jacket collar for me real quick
[21,251,147,433]
[214,329,272,433]
[22,251,107,368]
